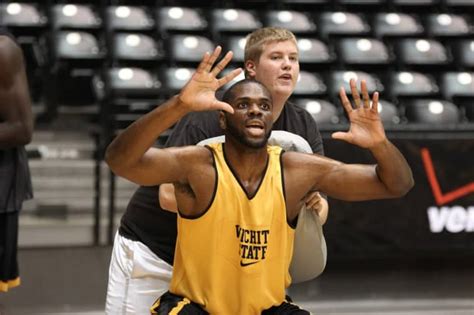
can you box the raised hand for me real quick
[178,46,242,114]
[332,79,386,149]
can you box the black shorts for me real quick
[262,296,311,315]
[0,211,20,292]
[150,292,310,315]
[150,291,208,315]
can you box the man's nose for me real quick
[282,56,292,69]
[248,103,262,116]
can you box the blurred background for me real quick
[0,0,473,314]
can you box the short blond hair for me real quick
[244,27,297,64]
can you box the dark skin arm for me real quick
[0,35,33,147]
[106,47,242,217]
[283,79,414,221]
[159,158,328,223]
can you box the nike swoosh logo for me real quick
[240,261,259,267]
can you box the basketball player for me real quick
[0,30,34,292]
[105,47,414,314]
[106,27,328,314]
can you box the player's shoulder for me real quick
[172,145,214,165]
[0,33,22,83]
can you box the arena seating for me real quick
[2,0,473,130]
[1,0,473,243]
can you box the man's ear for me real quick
[245,60,257,79]
[219,111,226,130]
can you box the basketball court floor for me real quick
[1,247,473,315]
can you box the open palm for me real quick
[332,79,386,149]
[178,46,242,114]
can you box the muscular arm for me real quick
[107,47,241,213]
[284,80,414,220]
[317,141,412,200]
[0,35,33,148]
[106,95,194,186]
[159,113,220,212]
[159,130,330,219]
[284,141,412,221]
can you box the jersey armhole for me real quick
[177,145,218,220]
[280,151,297,229]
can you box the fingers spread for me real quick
[217,68,242,87]
[339,87,353,114]
[350,79,362,108]
[211,51,234,77]
[361,80,370,108]
[205,46,222,72]
[196,51,211,73]
[371,91,379,113]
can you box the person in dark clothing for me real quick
[105,27,328,314]
[105,50,413,314]
[0,29,34,293]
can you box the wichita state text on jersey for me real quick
[170,143,295,314]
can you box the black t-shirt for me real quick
[119,102,324,265]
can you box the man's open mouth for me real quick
[279,74,292,80]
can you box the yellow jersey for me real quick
[170,143,295,314]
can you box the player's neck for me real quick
[223,141,268,182]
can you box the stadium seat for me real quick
[453,39,474,68]
[293,71,327,96]
[52,4,101,29]
[405,99,461,124]
[297,38,334,64]
[441,72,474,99]
[337,38,391,65]
[158,7,207,33]
[113,33,164,62]
[55,31,104,60]
[223,36,247,63]
[293,98,340,125]
[168,35,214,63]
[162,67,195,92]
[212,9,261,33]
[107,6,155,31]
[318,12,370,38]
[93,68,162,133]
[390,71,439,97]
[0,2,47,27]
[377,99,401,124]
[330,71,383,95]
[426,14,470,37]
[396,38,450,66]
[105,67,162,96]
[265,10,316,34]
[374,13,424,37]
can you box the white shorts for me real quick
[105,232,173,315]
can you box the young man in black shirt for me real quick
[106,49,413,314]
[106,27,328,314]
